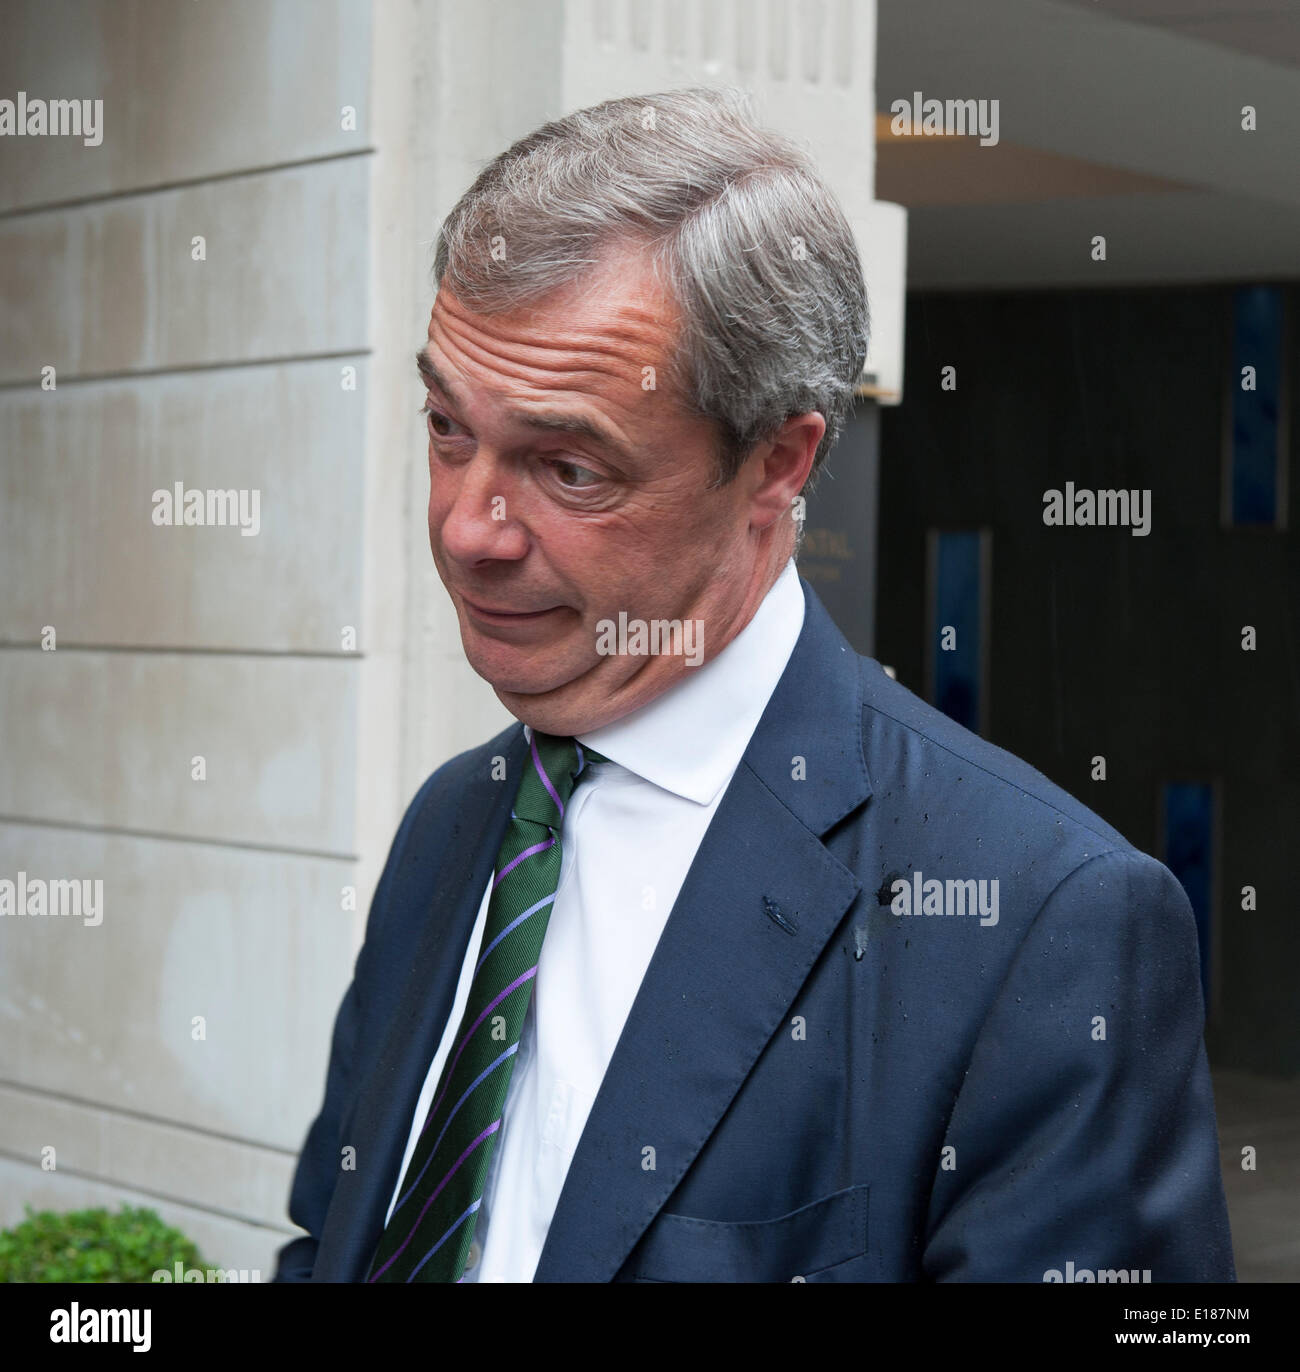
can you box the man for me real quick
[274,87,1234,1283]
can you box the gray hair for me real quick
[432,86,870,491]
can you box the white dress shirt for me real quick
[384,557,806,1280]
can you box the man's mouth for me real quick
[462,596,561,623]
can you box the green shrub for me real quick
[0,1204,207,1283]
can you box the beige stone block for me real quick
[0,652,356,851]
[0,0,371,212]
[0,359,367,650]
[0,1085,296,1227]
[0,824,359,1150]
[0,156,369,381]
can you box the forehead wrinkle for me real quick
[434,292,673,359]
[431,303,670,402]
[433,280,678,374]
[435,270,678,339]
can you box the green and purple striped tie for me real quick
[366,732,605,1283]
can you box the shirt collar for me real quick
[526,559,805,805]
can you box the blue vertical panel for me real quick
[933,531,981,732]
[1162,782,1214,1012]
[1230,285,1282,524]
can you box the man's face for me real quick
[422,245,820,736]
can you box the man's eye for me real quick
[420,404,461,439]
[546,458,602,490]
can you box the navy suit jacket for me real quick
[275,576,1234,1282]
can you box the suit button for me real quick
[465,1238,482,1271]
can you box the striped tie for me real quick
[366,731,606,1283]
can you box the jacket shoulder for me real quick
[855,655,1134,857]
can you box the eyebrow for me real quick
[415,348,634,463]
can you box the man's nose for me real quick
[435,453,529,564]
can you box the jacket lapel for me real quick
[313,722,530,1280]
[533,578,873,1282]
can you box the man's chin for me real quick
[462,649,586,701]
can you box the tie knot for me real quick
[512,732,606,828]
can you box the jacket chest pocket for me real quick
[629,1183,869,1283]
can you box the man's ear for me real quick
[749,412,826,531]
